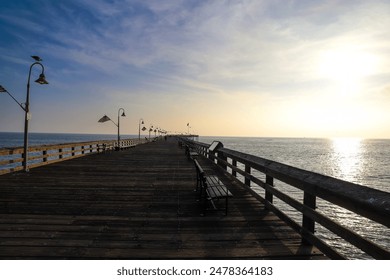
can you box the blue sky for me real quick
[1,0,390,138]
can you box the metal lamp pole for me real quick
[117,108,126,150]
[24,61,49,171]
[0,57,48,172]
[149,125,153,141]
[98,108,126,151]
[138,118,144,141]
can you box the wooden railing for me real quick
[179,137,390,260]
[0,137,149,175]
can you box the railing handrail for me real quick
[179,137,390,259]
[0,137,151,174]
[218,146,390,227]
[0,139,115,155]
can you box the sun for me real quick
[318,47,378,95]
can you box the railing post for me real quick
[71,147,75,157]
[302,192,316,244]
[245,164,251,187]
[81,145,85,154]
[59,148,63,159]
[232,159,237,177]
[265,175,274,204]
[42,150,47,162]
[217,151,227,171]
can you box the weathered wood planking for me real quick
[0,138,325,259]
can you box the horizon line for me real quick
[0,130,389,140]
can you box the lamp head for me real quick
[98,115,111,123]
[31,56,42,62]
[35,73,49,84]
[121,112,126,117]
[0,85,7,93]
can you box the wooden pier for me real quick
[0,137,326,259]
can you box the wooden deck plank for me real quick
[0,138,326,259]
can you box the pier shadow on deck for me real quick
[0,138,325,259]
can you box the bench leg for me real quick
[194,174,200,192]
[199,185,204,200]
[201,195,207,216]
[225,196,228,216]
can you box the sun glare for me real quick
[331,137,364,183]
[318,47,378,96]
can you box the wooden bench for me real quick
[185,144,199,160]
[193,158,232,215]
[178,140,183,148]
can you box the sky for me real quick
[0,0,390,138]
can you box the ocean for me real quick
[198,136,390,192]
[199,136,390,259]
[1,132,389,259]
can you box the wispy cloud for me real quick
[29,0,388,94]
[0,13,46,34]
[1,0,389,136]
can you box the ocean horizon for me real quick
[1,131,390,187]
[2,131,389,188]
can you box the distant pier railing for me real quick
[180,137,390,259]
[0,137,149,175]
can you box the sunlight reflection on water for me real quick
[199,136,390,259]
[331,137,364,184]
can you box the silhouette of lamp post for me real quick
[138,118,146,141]
[0,56,48,172]
[148,125,153,140]
[98,108,126,150]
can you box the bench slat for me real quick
[185,145,199,160]
[207,186,233,198]
[205,175,221,187]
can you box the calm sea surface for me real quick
[199,136,390,259]
[198,136,390,191]
[1,132,389,259]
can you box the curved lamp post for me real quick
[24,59,49,171]
[138,118,146,141]
[1,56,49,172]
[117,108,126,148]
[148,125,153,140]
[98,108,126,150]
